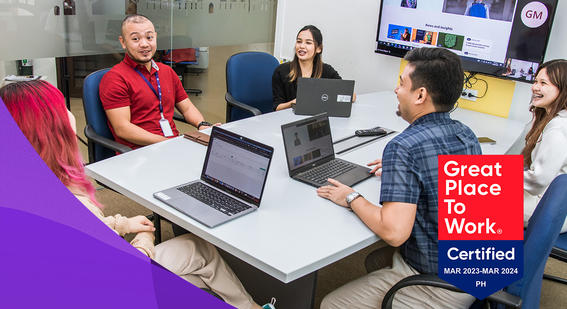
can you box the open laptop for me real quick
[281,113,372,187]
[154,126,274,228]
[294,78,355,117]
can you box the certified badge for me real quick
[438,155,523,299]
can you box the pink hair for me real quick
[0,80,102,208]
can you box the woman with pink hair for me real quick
[0,80,276,309]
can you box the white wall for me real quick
[274,0,399,94]
[274,0,567,123]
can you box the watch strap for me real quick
[197,121,212,130]
[346,192,362,208]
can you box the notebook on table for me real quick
[281,113,372,188]
[154,126,274,228]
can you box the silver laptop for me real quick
[281,113,372,187]
[154,126,274,228]
[294,78,355,117]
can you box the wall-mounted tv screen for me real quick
[375,0,557,82]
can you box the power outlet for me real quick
[460,88,478,102]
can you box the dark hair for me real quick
[121,14,152,37]
[288,25,324,82]
[403,47,464,112]
[521,59,567,167]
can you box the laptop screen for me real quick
[201,127,274,206]
[281,114,334,173]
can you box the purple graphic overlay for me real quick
[0,100,231,308]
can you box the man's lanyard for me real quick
[134,68,165,119]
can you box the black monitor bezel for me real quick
[374,0,558,84]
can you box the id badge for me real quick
[159,118,174,137]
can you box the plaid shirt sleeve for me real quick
[379,140,421,205]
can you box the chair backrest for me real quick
[82,68,114,163]
[225,51,279,122]
[507,174,567,308]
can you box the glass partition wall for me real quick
[0,0,277,91]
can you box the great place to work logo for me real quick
[438,155,523,299]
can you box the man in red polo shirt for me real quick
[100,14,214,149]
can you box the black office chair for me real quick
[225,51,279,122]
[372,174,567,308]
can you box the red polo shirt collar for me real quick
[123,53,159,75]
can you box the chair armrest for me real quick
[84,125,132,154]
[550,246,567,262]
[381,274,521,309]
[173,111,189,124]
[485,289,522,308]
[382,274,463,309]
[225,92,262,116]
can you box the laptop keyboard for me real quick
[177,182,252,216]
[299,159,357,185]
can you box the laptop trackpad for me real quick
[174,196,234,227]
[333,167,372,187]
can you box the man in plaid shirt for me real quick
[318,47,481,308]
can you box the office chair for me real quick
[83,68,178,243]
[82,68,189,164]
[225,51,279,122]
[162,48,202,96]
[82,68,132,164]
[544,207,567,285]
[376,174,567,309]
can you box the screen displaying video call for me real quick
[376,0,557,82]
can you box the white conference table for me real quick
[85,91,524,306]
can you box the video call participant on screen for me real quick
[272,25,353,111]
[465,0,490,19]
[400,28,410,41]
[400,0,417,9]
[0,80,276,309]
[521,59,567,233]
[100,14,218,150]
[317,47,481,308]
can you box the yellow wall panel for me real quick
[398,59,516,118]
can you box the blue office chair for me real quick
[82,68,132,164]
[378,174,567,309]
[544,211,567,284]
[225,51,279,122]
[83,68,170,243]
[82,68,189,163]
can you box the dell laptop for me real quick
[154,126,274,228]
[281,113,372,187]
[294,78,355,117]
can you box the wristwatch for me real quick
[197,121,212,130]
[345,191,363,208]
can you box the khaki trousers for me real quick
[155,234,256,309]
[320,251,475,309]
